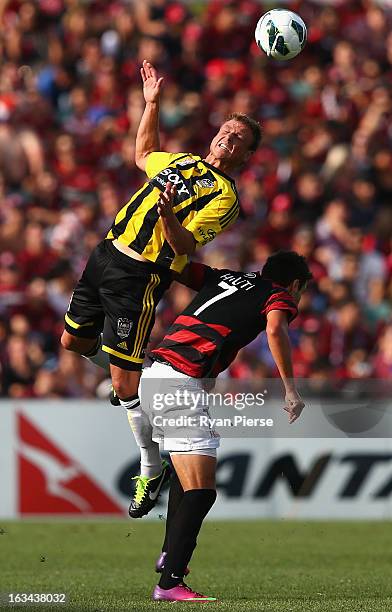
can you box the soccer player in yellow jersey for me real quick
[61,60,261,489]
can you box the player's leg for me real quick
[106,352,165,493]
[160,453,216,583]
[155,471,185,572]
[102,315,164,485]
[61,332,99,357]
[147,366,219,601]
[120,364,172,518]
[153,452,217,602]
[61,242,107,369]
[99,243,172,492]
[158,452,216,562]
[61,331,109,370]
[110,364,164,483]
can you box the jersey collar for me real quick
[202,160,236,184]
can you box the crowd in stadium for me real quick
[0,0,391,398]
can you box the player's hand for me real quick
[284,389,305,424]
[140,59,163,103]
[157,182,177,218]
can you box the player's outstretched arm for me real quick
[157,182,196,256]
[135,60,163,172]
[266,310,305,424]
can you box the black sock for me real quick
[162,472,184,553]
[159,489,216,590]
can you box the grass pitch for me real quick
[0,520,391,612]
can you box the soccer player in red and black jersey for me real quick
[151,254,307,381]
[133,218,312,600]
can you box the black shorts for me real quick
[64,240,172,371]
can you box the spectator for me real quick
[328,301,372,368]
[257,194,297,252]
[17,222,59,283]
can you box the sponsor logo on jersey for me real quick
[117,341,128,350]
[117,318,133,338]
[198,227,216,244]
[154,168,190,196]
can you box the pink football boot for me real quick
[152,583,216,602]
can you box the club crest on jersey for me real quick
[117,318,133,338]
[196,178,215,189]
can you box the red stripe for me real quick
[265,291,291,307]
[265,301,296,313]
[175,315,231,337]
[164,330,216,355]
[151,348,204,377]
[205,322,231,336]
[263,302,297,321]
[176,315,203,327]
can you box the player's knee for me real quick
[111,370,139,400]
[61,331,78,352]
[112,381,138,400]
[60,331,91,354]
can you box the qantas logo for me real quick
[17,413,123,515]
[19,441,90,512]
[118,452,392,501]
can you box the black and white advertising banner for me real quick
[1,388,392,519]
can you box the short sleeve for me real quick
[262,289,298,323]
[186,188,239,247]
[186,262,215,291]
[145,152,190,179]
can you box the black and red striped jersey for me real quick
[150,262,298,377]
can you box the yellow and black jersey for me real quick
[106,152,240,273]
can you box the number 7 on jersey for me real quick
[193,281,238,317]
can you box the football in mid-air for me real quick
[255,9,307,61]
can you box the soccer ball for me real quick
[255,9,307,61]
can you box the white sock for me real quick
[82,334,110,373]
[120,396,162,478]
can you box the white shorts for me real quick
[139,361,220,453]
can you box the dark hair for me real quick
[227,112,262,151]
[261,251,313,289]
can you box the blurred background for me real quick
[0,0,391,400]
[1,0,392,534]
